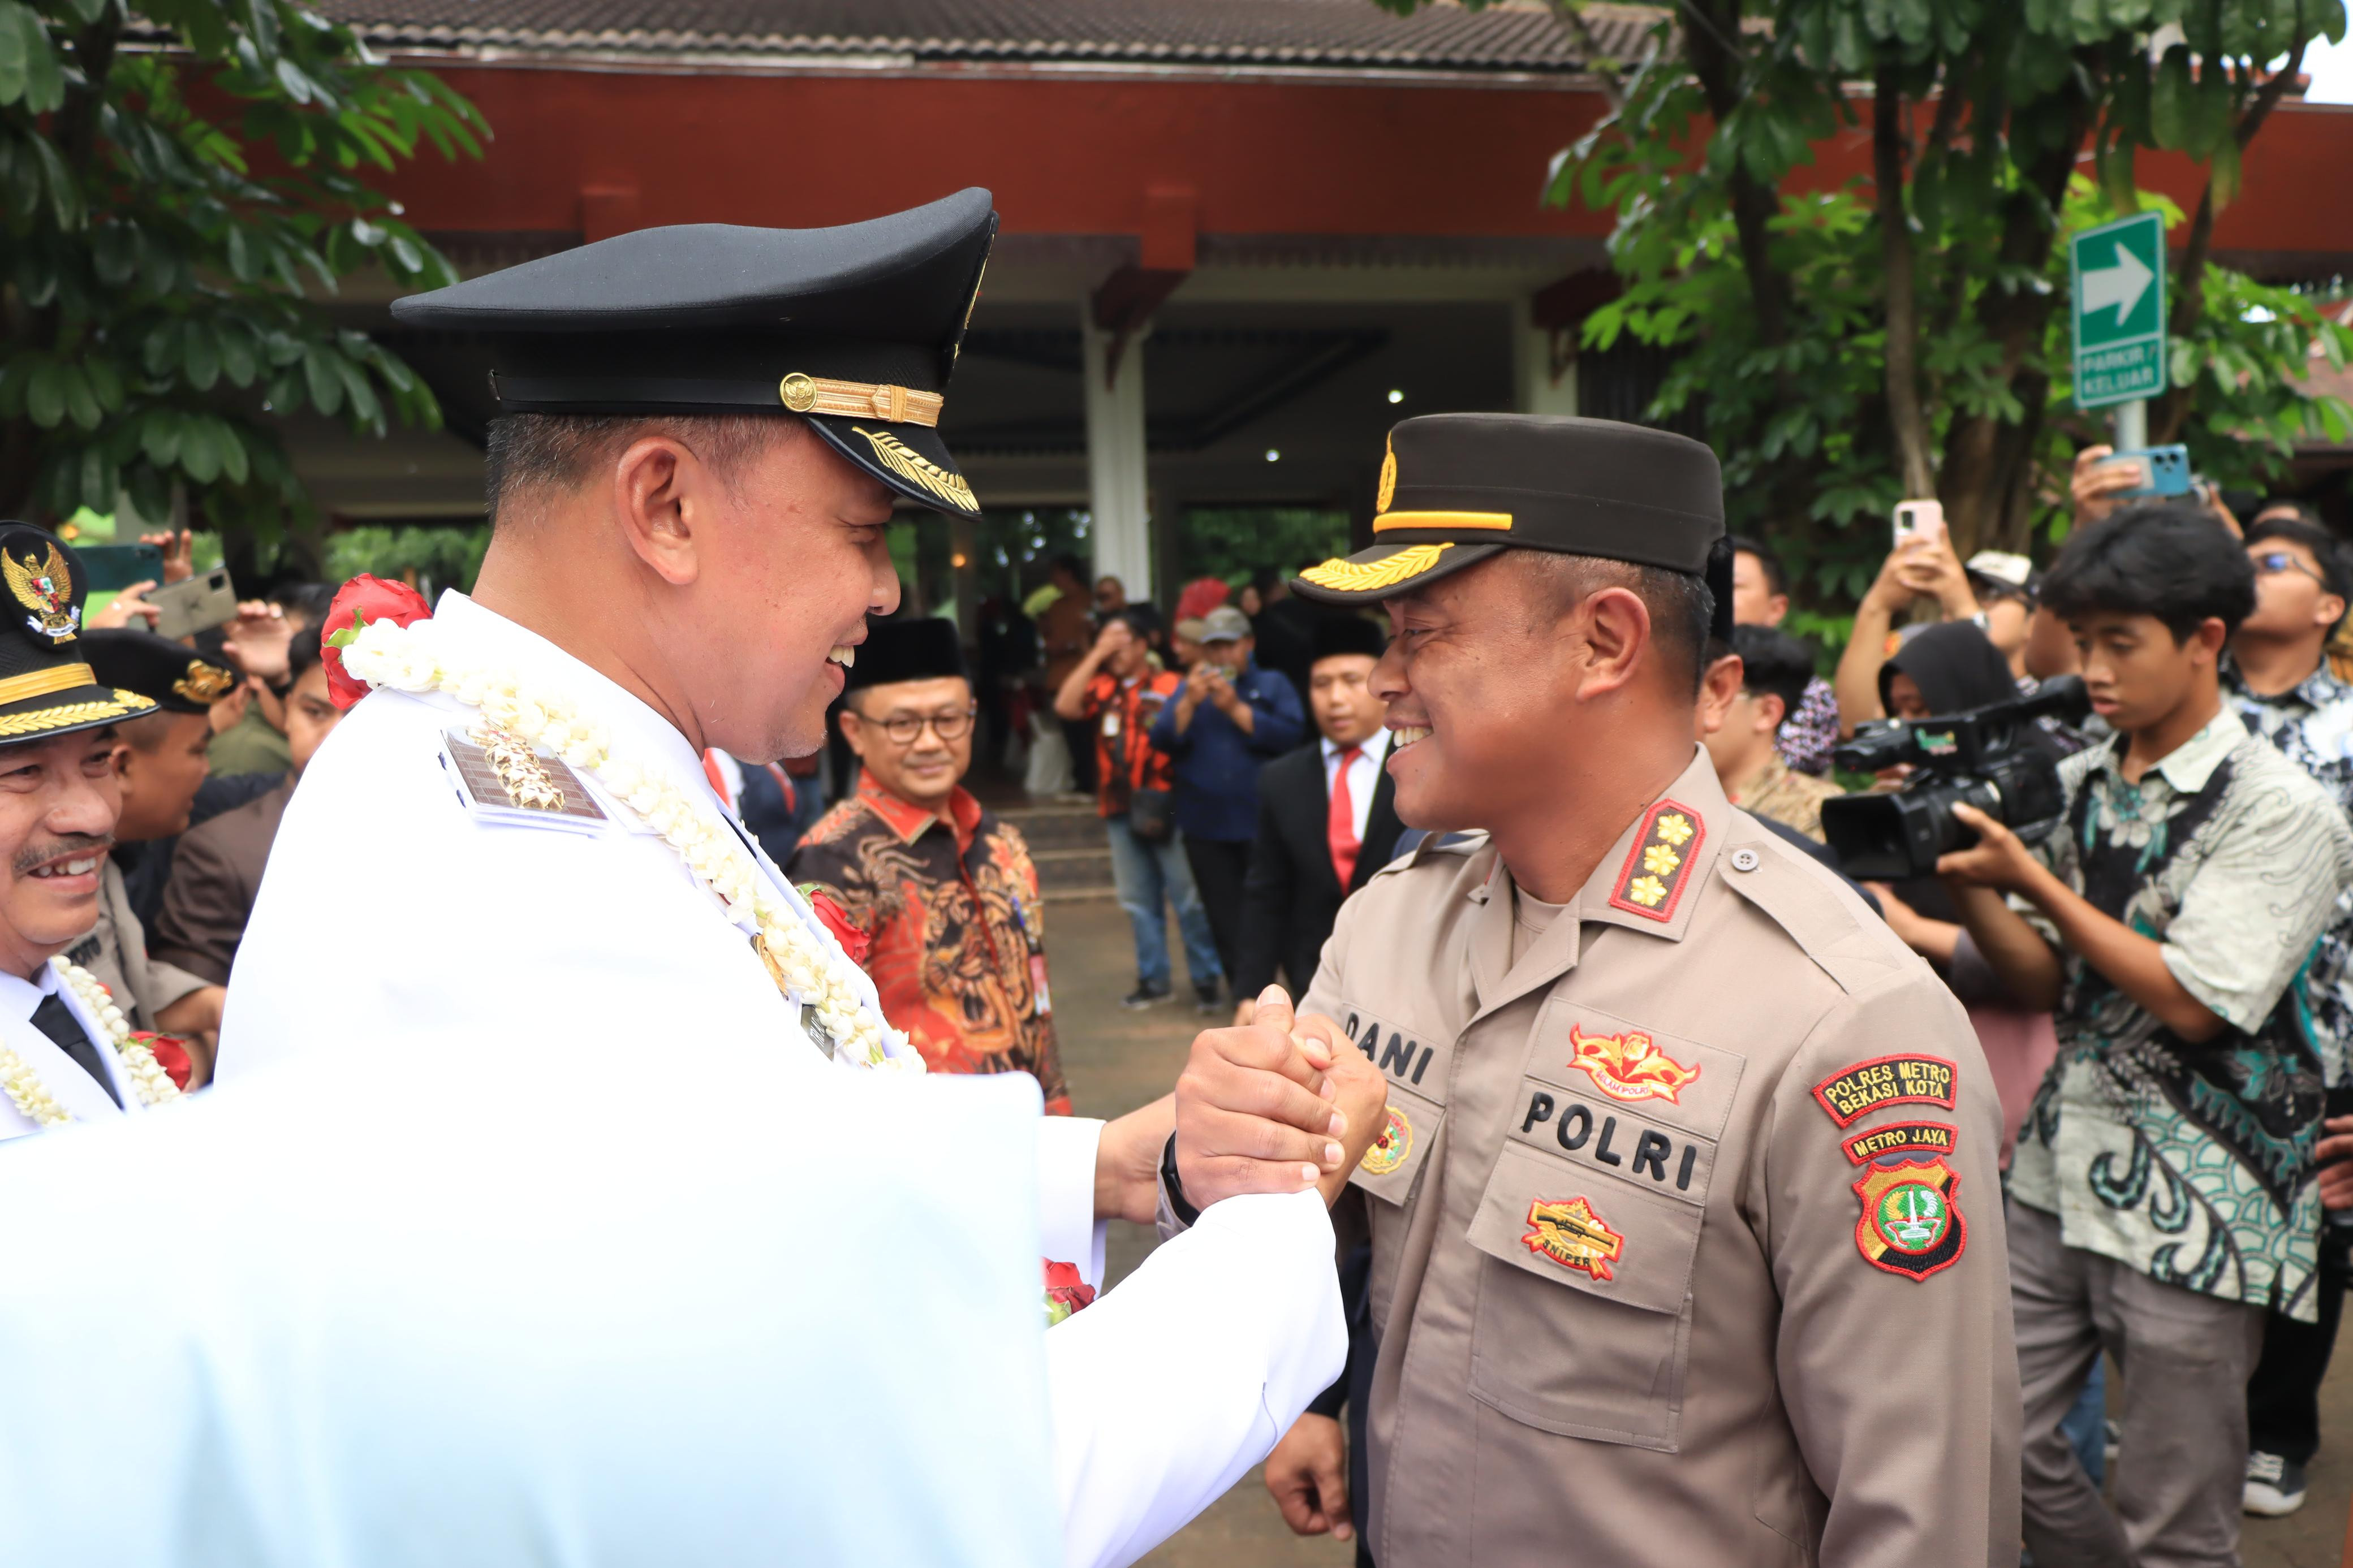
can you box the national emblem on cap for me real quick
[0,526,154,743]
[1293,414,1726,606]
[391,189,998,519]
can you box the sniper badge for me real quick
[1851,1156,1968,1281]
[1520,1195,1624,1282]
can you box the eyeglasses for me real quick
[855,705,977,745]
[2254,550,2327,586]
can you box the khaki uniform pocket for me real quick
[1464,1142,1703,1452]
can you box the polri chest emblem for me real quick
[1567,1023,1699,1104]
[1851,1157,1969,1281]
[1520,1195,1624,1282]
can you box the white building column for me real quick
[1512,295,1579,417]
[1081,309,1153,606]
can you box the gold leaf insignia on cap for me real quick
[851,426,977,512]
[1297,544,1453,594]
[173,660,236,704]
[4,542,78,645]
[1376,435,1397,513]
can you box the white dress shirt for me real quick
[211,591,1341,1568]
[0,957,139,1140]
[1321,728,1393,848]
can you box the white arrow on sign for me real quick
[2082,245,2154,323]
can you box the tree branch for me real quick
[1876,63,1935,498]
[1682,0,1792,348]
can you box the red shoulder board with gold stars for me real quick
[1609,799,1704,922]
[1851,1156,1967,1281]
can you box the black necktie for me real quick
[32,992,121,1108]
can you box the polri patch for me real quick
[1360,1103,1413,1177]
[1566,1022,1700,1104]
[1811,1053,1958,1128]
[1609,800,1705,922]
[1520,1195,1624,1281]
[1842,1120,1960,1165]
[1851,1157,1968,1281]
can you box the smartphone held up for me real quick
[1893,499,1945,551]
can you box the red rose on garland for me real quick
[129,1032,192,1091]
[320,574,435,710]
[1043,1260,1097,1325]
[799,884,872,966]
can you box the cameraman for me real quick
[1938,507,2353,1568]
[2225,511,2353,1516]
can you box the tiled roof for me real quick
[313,0,1658,72]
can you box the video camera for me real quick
[1820,675,2090,880]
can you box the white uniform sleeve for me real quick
[1035,1115,1109,1288]
[1045,1191,1344,1568]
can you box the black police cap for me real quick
[844,617,967,694]
[84,628,237,716]
[390,189,998,517]
[0,526,154,744]
[1292,414,1724,606]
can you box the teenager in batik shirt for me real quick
[788,620,1070,1113]
[2222,511,2353,1515]
[1943,509,2353,1567]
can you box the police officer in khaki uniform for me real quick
[1218,414,2020,1565]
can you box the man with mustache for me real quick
[0,526,175,1139]
[0,193,1386,1567]
[1214,415,2018,1566]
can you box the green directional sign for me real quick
[2070,211,2167,410]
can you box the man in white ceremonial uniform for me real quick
[191,191,1386,1568]
[0,526,186,1138]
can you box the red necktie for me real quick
[1329,745,1364,891]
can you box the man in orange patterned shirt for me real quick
[789,618,1069,1111]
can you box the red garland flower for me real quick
[1043,1259,1097,1325]
[320,574,435,710]
[799,884,872,966]
[128,1032,192,1091]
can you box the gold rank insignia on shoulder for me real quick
[1609,798,1704,922]
[441,725,609,833]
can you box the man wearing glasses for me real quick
[789,616,1070,1112]
[2225,507,2353,1519]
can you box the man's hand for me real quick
[1091,619,1133,661]
[222,602,292,679]
[1937,803,2046,895]
[2318,1115,2353,1211]
[1094,1094,1174,1226]
[208,682,249,736]
[1175,984,1346,1206]
[2071,443,2143,528]
[90,581,161,630]
[140,529,195,584]
[1891,530,1980,621]
[1265,1413,1352,1541]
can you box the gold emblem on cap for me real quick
[779,373,820,413]
[3,542,78,645]
[173,660,236,704]
[1298,544,1454,594]
[1376,437,1397,513]
[779,374,943,427]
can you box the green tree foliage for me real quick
[1383,0,2350,605]
[322,521,486,594]
[0,0,484,539]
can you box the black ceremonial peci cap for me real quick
[0,526,154,743]
[1310,612,1387,663]
[84,628,237,715]
[1292,414,1725,605]
[389,189,999,517]
[844,616,967,693]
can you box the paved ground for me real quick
[1047,892,2351,1567]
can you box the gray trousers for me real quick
[2009,1198,2266,1568]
